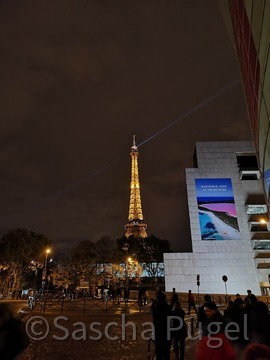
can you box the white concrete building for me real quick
[164,141,270,295]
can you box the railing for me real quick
[27,290,270,315]
[28,293,153,314]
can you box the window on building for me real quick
[236,153,260,180]
[236,153,259,170]
[250,223,268,232]
[241,173,259,180]
[257,263,270,269]
[246,204,268,214]
[254,241,270,250]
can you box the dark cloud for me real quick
[0,0,251,252]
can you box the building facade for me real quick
[221,0,270,208]
[164,141,270,295]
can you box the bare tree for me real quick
[94,235,115,265]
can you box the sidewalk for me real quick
[18,310,198,360]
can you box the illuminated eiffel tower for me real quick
[125,135,148,238]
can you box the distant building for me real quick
[125,135,148,238]
[220,0,270,209]
[164,141,270,295]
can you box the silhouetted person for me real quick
[171,288,178,308]
[203,301,225,335]
[152,291,172,360]
[197,295,211,336]
[116,286,122,303]
[196,301,236,360]
[251,301,270,346]
[223,300,234,322]
[124,286,130,303]
[0,303,30,359]
[138,287,144,306]
[171,301,187,360]
[187,290,197,315]
[234,293,244,306]
[245,290,257,305]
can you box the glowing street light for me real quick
[44,249,51,275]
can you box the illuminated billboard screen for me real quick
[195,178,240,240]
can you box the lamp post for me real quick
[42,249,51,295]
[222,275,228,304]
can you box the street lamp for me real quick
[222,275,228,303]
[196,274,200,306]
[42,249,51,295]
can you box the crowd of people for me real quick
[151,288,270,360]
[99,284,150,305]
[1,286,270,359]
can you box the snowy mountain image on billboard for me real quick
[195,178,240,240]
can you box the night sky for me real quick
[0,0,252,253]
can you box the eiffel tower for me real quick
[125,135,148,238]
